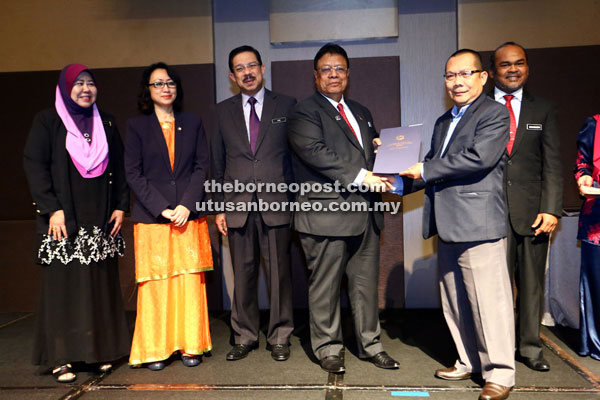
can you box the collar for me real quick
[320,92,349,109]
[242,86,265,106]
[494,86,523,102]
[451,103,471,119]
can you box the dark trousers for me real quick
[228,211,294,345]
[507,223,550,359]
[299,216,383,360]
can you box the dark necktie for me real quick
[248,97,260,153]
[337,103,359,140]
[503,94,517,155]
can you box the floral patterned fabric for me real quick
[574,116,600,244]
[38,226,125,265]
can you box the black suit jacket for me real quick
[287,92,383,237]
[23,108,129,236]
[211,89,296,228]
[496,91,563,236]
[124,111,209,223]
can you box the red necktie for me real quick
[248,97,260,154]
[337,104,358,140]
[503,94,517,155]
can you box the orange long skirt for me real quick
[129,218,213,365]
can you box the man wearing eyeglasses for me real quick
[211,45,296,362]
[287,43,397,374]
[489,42,562,373]
[397,49,514,400]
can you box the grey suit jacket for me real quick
[406,93,510,243]
[497,91,563,236]
[287,92,383,237]
[211,88,296,228]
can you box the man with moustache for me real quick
[211,45,296,361]
[287,43,398,374]
[489,42,562,372]
[397,49,514,400]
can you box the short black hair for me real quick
[313,43,350,70]
[446,49,483,70]
[137,62,184,115]
[228,45,263,73]
[490,41,528,71]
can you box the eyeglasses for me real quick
[233,62,260,73]
[148,81,176,89]
[317,66,348,75]
[443,70,481,81]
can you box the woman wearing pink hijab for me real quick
[23,64,130,383]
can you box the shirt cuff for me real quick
[390,175,404,195]
[353,168,368,186]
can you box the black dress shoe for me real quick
[367,351,399,369]
[320,355,345,373]
[226,344,257,361]
[270,344,290,361]
[521,356,550,371]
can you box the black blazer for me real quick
[211,89,296,228]
[287,92,383,237]
[497,91,563,236]
[23,108,129,235]
[124,111,209,223]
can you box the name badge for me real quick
[526,124,542,131]
[272,117,287,124]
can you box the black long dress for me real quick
[32,157,130,369]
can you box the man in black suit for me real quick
[489,42,562,372]
[211,45,296,361]
[287,43,398,374]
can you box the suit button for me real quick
[36,209,40,213]
[109,172,113,176]
[171,180,176,185]
[507,180,512,186]
[507,160,512,165]
[32,202,36,205]
[253,159,258,163]
[109,181,113,185]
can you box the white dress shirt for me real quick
[320,93,367,185]
[494,86,523,126]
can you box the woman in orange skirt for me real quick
[124,62,212,370]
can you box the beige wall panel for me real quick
[1,0,213,72]
[270,8,398,43]
[458,0,600,50]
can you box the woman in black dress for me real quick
[23,64,130,383]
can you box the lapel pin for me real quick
[335,115,341,121]
[358,115,363,120]
[368,121,372,127]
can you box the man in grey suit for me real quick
[287,43,398,374]
[397,49,515,400]
[489,42,562,372]
[211,45,296,362]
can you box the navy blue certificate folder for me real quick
[373,125,422,174]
